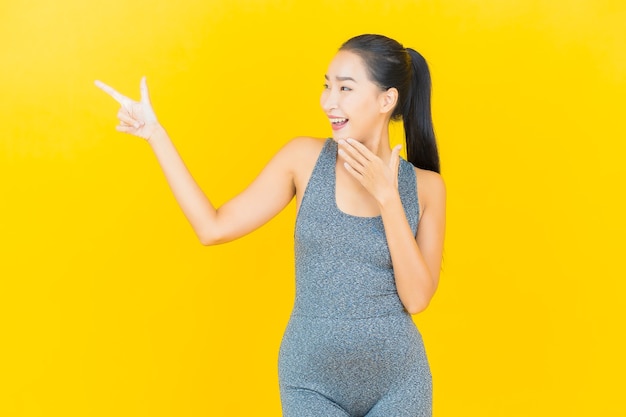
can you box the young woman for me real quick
[96,34,446,417]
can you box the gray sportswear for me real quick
[278,139,432,417]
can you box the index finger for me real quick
[94,80,131,106]
[346,138,375,158]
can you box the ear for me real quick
[378,87,399,115]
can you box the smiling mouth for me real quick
[330,118,348,130]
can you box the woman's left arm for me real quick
[380,169,446,314]
[338,139,446,314]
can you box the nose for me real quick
[320,88,337,113]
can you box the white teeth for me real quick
[330,118,347,124]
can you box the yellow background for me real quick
[1,0,625,416]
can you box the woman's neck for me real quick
[360,127,392,162]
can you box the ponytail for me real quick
[404,48,440,173]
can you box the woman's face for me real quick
[321,50,388,142]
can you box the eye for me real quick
[323,83,329,90]
[340,86,352,91]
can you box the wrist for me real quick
[146,124,167,145]
[377,186,401,210]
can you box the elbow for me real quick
[198,236,217,246]
[403,290,435,315]
[404,277,439,314]
[405,299,431,315]
[197,228,226,246]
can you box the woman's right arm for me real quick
[95,77,297,245]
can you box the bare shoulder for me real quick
[263,136,325,171]
[414,167,446,211]
[280,136,327,196]
[281,136,326,158]
[277,136,326,171]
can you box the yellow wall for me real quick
[1,0,624,416]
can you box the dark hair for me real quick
[340,34,440,173]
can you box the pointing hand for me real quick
[95,77,160,141]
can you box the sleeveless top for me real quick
[293,139,420,319]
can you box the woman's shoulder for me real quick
[283,136,328,152]
[414,167,445,188]
[276,137,328,191]
[414,166,446,207]
[277,136,328,163]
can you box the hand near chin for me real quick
[94,77,161,141]
[337,138,402,204]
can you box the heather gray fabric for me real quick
[278,139,432,416]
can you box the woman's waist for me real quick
[283,310,417,344]
[290,298,408,320]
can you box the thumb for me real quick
[139,76,158,123]
[140,76,151,105]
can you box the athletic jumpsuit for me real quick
[278,139,432,417]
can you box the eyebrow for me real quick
[324,74,357,82]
